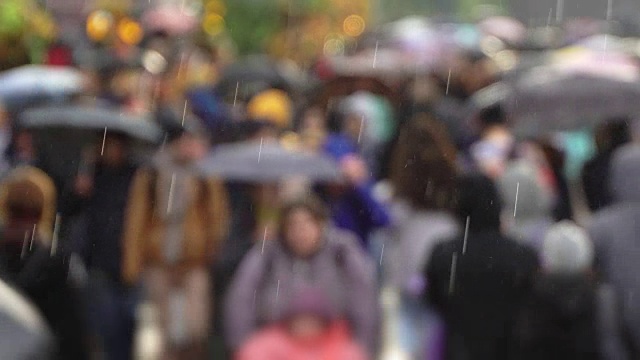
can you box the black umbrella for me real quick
[19,106,161,190]
[215,55,299,103]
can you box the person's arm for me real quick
[224,244,270,351]
[337,231,380,355]
[121,168,153,285]
[204,177,230,261]
[424,244,446,311]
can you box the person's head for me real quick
[542,221,594,275]
[595,118,631,153]
[100,132,130,167]
[4,180,44,221]
[477,103,507,131]
[0,167,57,241]
[391,113,458,210]
[498,160,553,223]
[157,107,210,163]
[170,132,209,163]
[279,196,329,258]
[454,173,502,232]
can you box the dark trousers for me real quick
[88,271,138,360]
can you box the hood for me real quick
[499,160,553,221]
[0,167,56,245]
[455,173,502,232]
[534,275,595,319]
[610,144,640,203]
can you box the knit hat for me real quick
[246,89,293,129]
[542,221,594,274]
[0,166,57,244]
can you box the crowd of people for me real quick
[0,13,639,360]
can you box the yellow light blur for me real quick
[343,14,365,37]
[203,13,225,36]
[86,10,113,42]
[323,38,345,56]
[117,18,143,45]
[205,0,227,16]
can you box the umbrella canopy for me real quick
[141,5,198,36]
[0,65,84,110]
[20,106,162,143]
[0,279,53,359]
[472,48,640,135]
[198,140,341,182]
[216,56,302,104]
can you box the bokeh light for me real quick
[343,14,366,37]
[205,0,227,16]
[86,10,113,42]
[117,18,143,45]
[203,13,225,36]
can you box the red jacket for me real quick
[236,320,368,360]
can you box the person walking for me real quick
[224,196,378,356]
[424,174,538,360]
[121,112,229,360]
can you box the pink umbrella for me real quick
[478,16,527,45]
[141,5,198,35]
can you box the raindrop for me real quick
[261,226,268,255]
[100,127,107,156]
[514,182,520,218]
[181,100,188,126]
[372,41,379,68]
[167,173,176,214]
[463,216,470,254]
[448,252,458,295]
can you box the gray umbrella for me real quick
[198,140,342,182]
[20,106,162,143]
[0,279,53,360]
[0,65,85,112]
[472,71,640,136]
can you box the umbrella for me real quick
[198,140,341,182]
[215,55,300,103]
[0,65,84,109]
[20,106,162,143]
[141,5,198,36]
[477,16,527,45]
[0,279,53,359]
[473,69,640,135]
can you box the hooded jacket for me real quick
[0,166,90,359]
[517,275,600,360]
[589,144,640,356]
[224,227,378,354]
[424,174,538,360]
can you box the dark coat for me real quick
[516,275,601,360]
[424,174,538,360]
[71,163,138,283]
[0,230,90,360]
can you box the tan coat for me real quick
[122,167,229,284]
